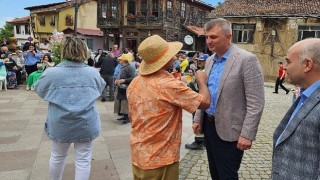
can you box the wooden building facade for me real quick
[97,0,214,52]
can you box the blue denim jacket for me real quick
[35,60,106,143]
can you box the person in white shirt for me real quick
[39,40,51,54]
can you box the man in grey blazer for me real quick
[272,38,320,179]
[193,18,265,179]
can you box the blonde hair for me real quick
[61,38,89,62]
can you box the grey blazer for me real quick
[272,87,320,180]
[194,45,265,141]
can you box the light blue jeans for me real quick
[49,141,93,180]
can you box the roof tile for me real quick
[211,0,320,17]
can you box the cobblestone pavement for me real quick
[179,83,294,179]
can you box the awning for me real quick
[183,25,205,37]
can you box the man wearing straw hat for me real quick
[127,35,211,179]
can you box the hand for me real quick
[118,79,125,84]
[192,122,201,135]
[13,66,18,70]
[237,136,252,151]
[195,71,207,85]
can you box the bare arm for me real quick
[195,71,210,109]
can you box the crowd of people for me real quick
[2,17,320,180]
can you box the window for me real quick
[297,25,320,40]
[101,3,107,18]
[181,2,186,19]
[25,25,30,34]
[50,15,55,26]
[39,16,45,26]
[87,39,93,50]
[152,0,159,17]
[141,0,147,16]
[66,14,73,26]
[232,24,255,43]
[16,25,21,34]
[128,0,136,17]
[167,1,172,17]
[111,2,117,18]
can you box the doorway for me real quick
[126,39,137,52]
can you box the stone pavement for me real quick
[0,82,293,180]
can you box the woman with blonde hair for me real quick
[34,38,106,180]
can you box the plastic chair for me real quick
[0,76,7,91]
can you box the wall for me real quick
[227,17,305,81]
[78,1,99,30]
[14,25,31,44]
[58,7,75,32]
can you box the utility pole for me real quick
[67,0,84,37]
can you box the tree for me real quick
[0,22,14,40]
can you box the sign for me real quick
[184,35,194,45]
[27,37,33,42]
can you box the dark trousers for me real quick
[14,69,21,84]
[203,113,243,180]
[101,75,114,100]
[25,64,38,76]
[274,77,289,93]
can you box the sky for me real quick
[0,0,223,28]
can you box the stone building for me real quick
[210,0,320,80]
[97,0,214,52]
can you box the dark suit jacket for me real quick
[272,87,320,180]
[194,45,265,141]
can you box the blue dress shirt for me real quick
[205,46,233,115]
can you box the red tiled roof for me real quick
[24,0,91,13]
[24,2,66,11]
[211,0,320,17]
[7,16,30,24]
[63,27,103,36]
[184,26,205,37]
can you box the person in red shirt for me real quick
[273,62,290,94]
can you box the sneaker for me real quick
[272,92,278,94]
[30,86,35,91]
[117,116,126,121]
[101,98,106,102]
[26,86,30,91]
[185,141,203,150]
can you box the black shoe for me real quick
[117,116,126,120]
[109,98,114,101]
[272,92,278,94]
[101,98,106,102]
[286,90,290,94]
[121,119,130,125]
[185,141,203,150]
[118,113,123,116]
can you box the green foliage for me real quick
[0,22,14,40]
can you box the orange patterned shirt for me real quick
[127,69,203,170]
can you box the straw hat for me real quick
[138,35,182,75]
[118,54,131,62]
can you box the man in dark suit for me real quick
[272,38,320,179]
[193,18,265,179]
[95,52,118,102]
